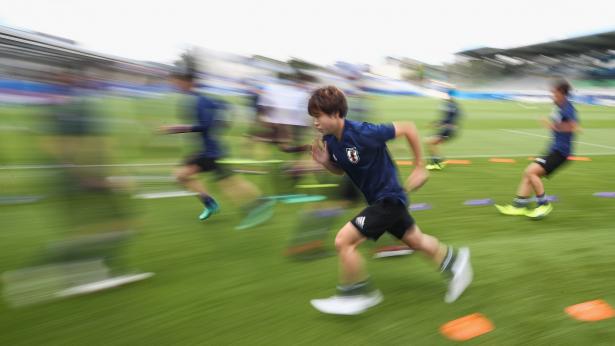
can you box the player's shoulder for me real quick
[346,120,396,147]
[196,93,212,104]
[446,99,459,111]
[561,100,577,118]
[192,92,208,104]
[197,94,226,111]
[349,120,388,134]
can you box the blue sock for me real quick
[536,193,548,206]
[513,196,530,208]
[440,246,457,276]
[336,279,373,296]
[199,194,217,209]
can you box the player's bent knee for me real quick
[523,167,533,179]
[334,236,345,253]
[526,163,546,177]
[174,173,187,183]
[334,235,356,253]
[174,169,191,183]
[334,223,363,252]
[402,225,423,249]
[524,167,538,179]
[425,137,439,145]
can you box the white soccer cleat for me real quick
[56,272,155,298]
[445,247,473,303]
[310,290,383,315]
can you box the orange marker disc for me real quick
[440,313,494,341]
[489,158,516,163]
[567,156,592,161]
[565,300,615,322]
[444,159,471,165]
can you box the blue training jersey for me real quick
[181,92,226,158]
[440,99,460,126]
[549,100,578,157]
[323,119,407,206]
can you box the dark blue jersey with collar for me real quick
[323,119,407,206]
[181,92,226,158]
[549,100,578,157]
[440,99,460,126]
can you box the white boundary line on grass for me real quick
[500,129,615,151]
[0,163,177,170]
[398,152,615,160]
[1,152,614,171]
[134,191,197,199]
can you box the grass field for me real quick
[1,95,615,345]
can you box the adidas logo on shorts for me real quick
[355,216,366,229]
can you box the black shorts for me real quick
[350,198,415,241]
[436,127,455,141]
[183,154,232,180]
[534,150,568,176]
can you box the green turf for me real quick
[1,95,615,345]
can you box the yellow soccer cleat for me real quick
[495,204,529,216]
[525,204,553,220]
[426,163,444,171]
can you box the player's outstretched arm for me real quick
[541,117,580,133]
[540,117,556,130]
[393,122,428,191]
[557,120,579,133]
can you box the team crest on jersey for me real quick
[346,147,360,164]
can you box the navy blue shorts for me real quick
[534,150,568,176]
[184,154,232,180]
[436,128,455,140]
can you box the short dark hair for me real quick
[308,86,348,118]
[552,78,571,96]
[170,65,196,82]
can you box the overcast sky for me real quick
[1,0,613,65]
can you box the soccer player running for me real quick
[160,67,273,229]
[496,78,579,220]
[307,86,472,315]
[425,89,461,171]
